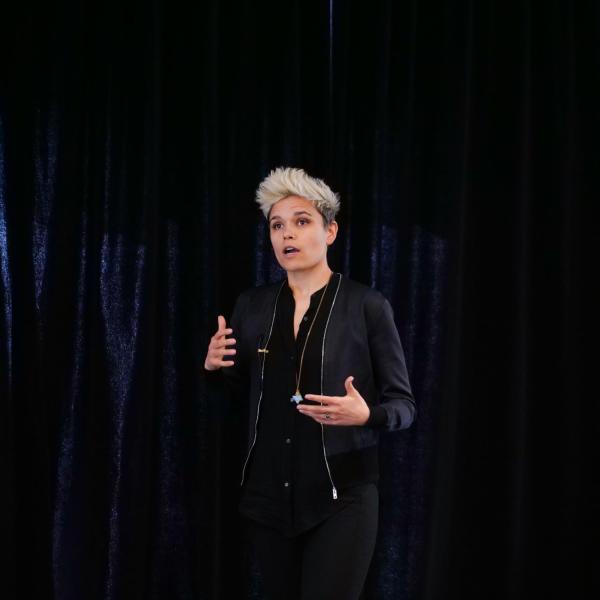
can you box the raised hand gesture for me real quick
[204,315,237,371]
[297,376,370,426]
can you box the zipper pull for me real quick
[332,487,338,500]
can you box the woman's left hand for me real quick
[298,376,370,426]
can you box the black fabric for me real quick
[239,276,380,537]
[1,2,595,600]
[245,482,379,600]
[220,273,416,461]
[239,277,340,536]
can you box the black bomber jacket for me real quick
[204,272,416,499]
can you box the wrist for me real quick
[358,405,370,426]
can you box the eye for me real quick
[298,218,310,225]
[271,222,282,230]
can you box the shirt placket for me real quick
[280,294,313,500]
[283,294,317,496]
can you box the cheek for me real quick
[308,233,327,250]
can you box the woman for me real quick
[203,167,415,599]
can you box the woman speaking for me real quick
[203,167,416,599]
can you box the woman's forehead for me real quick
[270,196,317,218]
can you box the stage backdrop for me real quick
[0,1,594,599]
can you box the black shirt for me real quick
[238,274,377,537]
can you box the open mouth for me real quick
[283,246,300,255]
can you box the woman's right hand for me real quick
[204,315,237,371]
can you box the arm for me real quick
[364,295,416,431]
[299,293,416,429]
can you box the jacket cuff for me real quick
[365,405,388,428]
[202,365,223,381]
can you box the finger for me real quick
[216,315,234,336]
[212,329,233,343]
[297,405,337,416]
[303,393,339,403]
[210,345,237,359]
[213,348,237,357]
[315,414,343,425]
[344,376,356,393]
[299,409,346,425]
[211,337,236,350]
[219,359,235,367]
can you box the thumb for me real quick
[217,314,226,332]
[345,376,356,394]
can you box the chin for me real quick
[285,264,318,274]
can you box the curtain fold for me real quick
[1,1,593,598]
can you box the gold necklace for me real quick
[290,272,334,404]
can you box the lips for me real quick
[283,246,300,255]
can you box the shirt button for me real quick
[285,438,291,444]
[303,316,308,321]
[284,481,290,488]
[290,355,295,361]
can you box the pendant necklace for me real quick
[290,272,333,404]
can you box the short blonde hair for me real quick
[255,167,340,225]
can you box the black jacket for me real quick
[211,272,416,498]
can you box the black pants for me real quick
[245,483,379,600]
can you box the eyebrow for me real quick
[269,210,313,222]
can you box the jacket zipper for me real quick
[239,272,343,501]
[239,281,286,487]
[320,273,342,500]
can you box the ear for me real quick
[326,220,338,245]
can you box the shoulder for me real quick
[339,275,389,314]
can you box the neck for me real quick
[287,263,334,298]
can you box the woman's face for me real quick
[268,196,338,273]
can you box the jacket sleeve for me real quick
[364,295,416,431]
[202,290,250,398]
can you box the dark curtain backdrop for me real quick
[0,1,595,599]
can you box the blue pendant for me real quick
[290,393,303,404]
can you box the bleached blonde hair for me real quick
[255,167,340,225]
